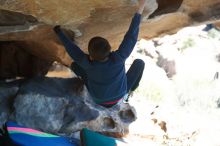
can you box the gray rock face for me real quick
[0,9,37,26]
[14,93,68,132]
[157,54,176,78]
[12,77,136,136]
[0,81,20,126]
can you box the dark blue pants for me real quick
[71,59,145,93]
[126,59,145,92]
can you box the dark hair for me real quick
[88,36,111,61]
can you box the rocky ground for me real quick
[122,96,220,146]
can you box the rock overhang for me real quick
[0,0,219,78]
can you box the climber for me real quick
[53,0,148,108]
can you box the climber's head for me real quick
[88,36,111,61]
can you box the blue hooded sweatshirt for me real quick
[54,13,141,104]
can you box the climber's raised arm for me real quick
[116,0,147,59]
[53,25,86,64]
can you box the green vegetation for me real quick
[173,77,220,109]
[180,38,196,52]
[208,29,220,39]
[136,82,164,102]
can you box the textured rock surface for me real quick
[14,94,69,132]
[0,77,136,136]
[0,0,219,67]
[157,53,176,78]
[0,81,20,126]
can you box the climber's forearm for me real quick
[53,26,85,62]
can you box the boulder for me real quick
[0,0,219,67]
[157,54,176,78]
[13,77,136,136]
